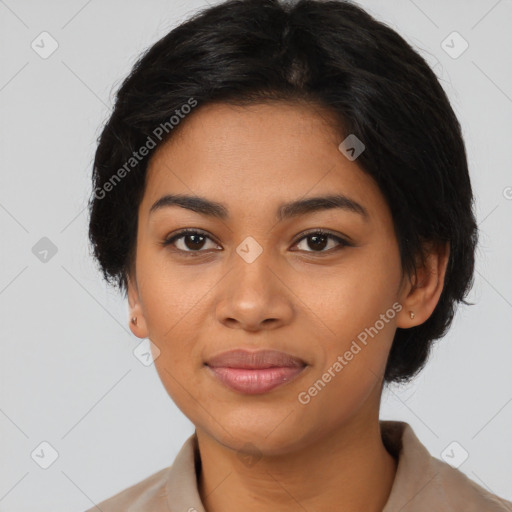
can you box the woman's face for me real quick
[128,101,413,454]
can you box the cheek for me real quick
[136,254,211,401]
[136,247,216,339]
[296,251,401,342]
[294,314,396,432]
[295,250,400,390]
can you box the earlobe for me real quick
[127,273,149,339]
[396,241,450,328]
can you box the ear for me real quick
[396,240,450,328]
[127,272,149,339]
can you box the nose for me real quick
[215,249,294,332]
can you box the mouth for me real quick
[204,349,308,395]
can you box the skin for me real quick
[127,101,450,512]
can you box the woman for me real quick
[86,0,512,510]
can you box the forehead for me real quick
[141,101,388,224]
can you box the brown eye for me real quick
[293,230,351,253]
[162,229,220,253]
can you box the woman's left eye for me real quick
[292,230,350,253]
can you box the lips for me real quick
[204,349,308,394]
[205,349,306,369]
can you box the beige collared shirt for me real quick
[85,421,512,511]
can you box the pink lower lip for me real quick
[206,365,306,394]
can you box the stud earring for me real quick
[409,311,415,319]
[131,316,137,326]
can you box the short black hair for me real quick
[88,0,478,384]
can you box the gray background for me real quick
[1,0,511,510]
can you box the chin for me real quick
[202,418,314,458]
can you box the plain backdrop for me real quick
[0,0,511,510]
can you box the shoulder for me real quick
[82,433,201,512]
[381,421,512,512]
[431,456,512,511]
[83,465,172,512]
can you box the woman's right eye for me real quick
[162,229,220,254]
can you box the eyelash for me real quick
[161,228,352,256]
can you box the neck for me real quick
[196,414,397,512]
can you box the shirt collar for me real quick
[165,420,451,511]
[380,420,451,511]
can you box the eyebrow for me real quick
[149,193,369,222]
